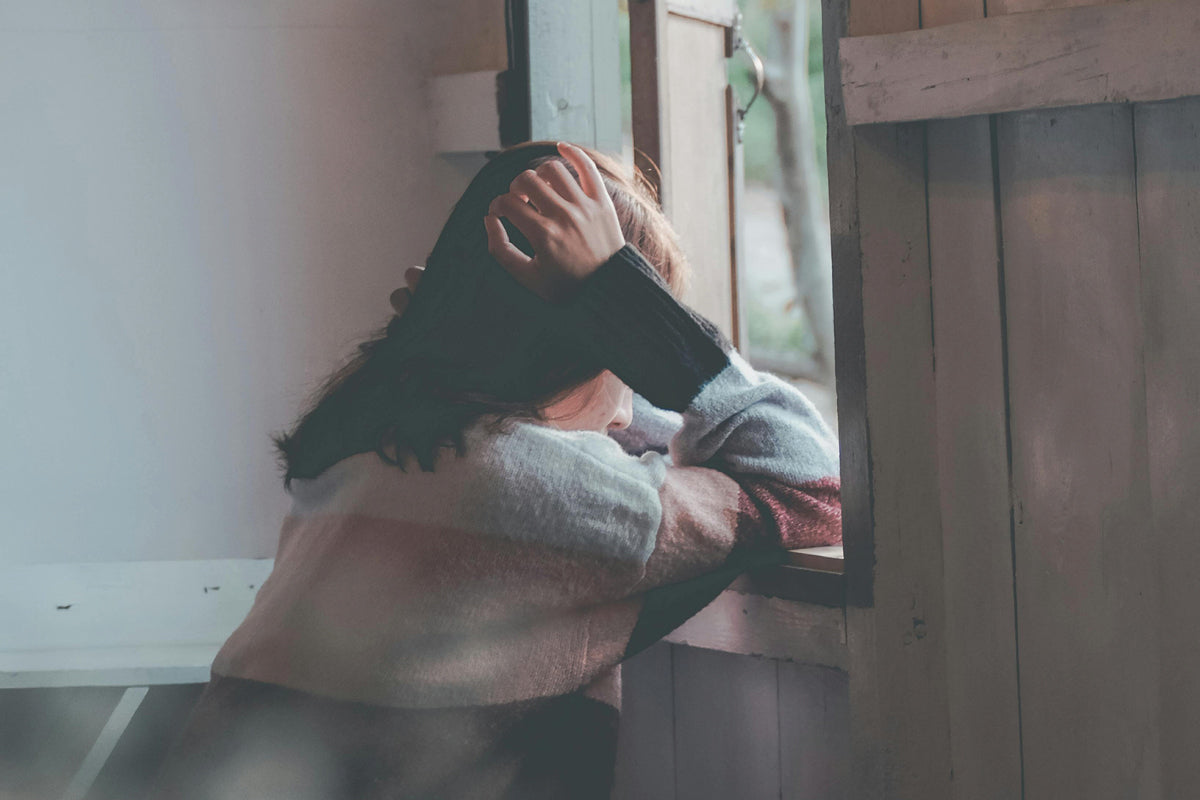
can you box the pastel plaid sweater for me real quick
[148,243,842,800]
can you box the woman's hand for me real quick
[483,141,626,303]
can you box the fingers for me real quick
[510,170,569,219]
[483,212,533,274]
[488,192,545,246]
[535,160,586,206]
[556,141,604,202]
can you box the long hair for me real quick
[273,140,691,488]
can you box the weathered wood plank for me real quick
[821,0,871,610]
[662,11,735,334]
[631,0,738,334]
[997,103,1161,800]
[662,590,847,669]
[779,663,850,800]
[847,115,952,800]
[613,643,677,800]
[926,108,1023,800]
[835,0,954,794]
[840,0,1200,125]
[923,2,1024,789]
[526,0,622,150]
[673,647,780,799]
[1133,95,1200,800]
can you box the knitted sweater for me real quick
[147,242,842,800]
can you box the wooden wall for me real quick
[830,0,1200,796]
[614,643,850,800]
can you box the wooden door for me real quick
[628,0,748,348]
[829,0,1200,798]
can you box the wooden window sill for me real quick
[661,546,847,669]
[734,544,844,606]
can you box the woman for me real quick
[147,140,841,799]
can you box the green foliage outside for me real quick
[747,292,814,352]
[732,0,826,195]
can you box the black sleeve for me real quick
[546,242,735,413]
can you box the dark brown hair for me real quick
[273,140,691,487]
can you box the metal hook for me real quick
[730,10,765,144]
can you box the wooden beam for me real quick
[840,0,1200,125]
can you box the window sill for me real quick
[735,544,844,606]
[661,546,846,669]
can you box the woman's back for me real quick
[146,146,842,799]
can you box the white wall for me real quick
[1,2,495,563]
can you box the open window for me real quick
[618,0,844,606]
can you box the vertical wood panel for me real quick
[662,14,734,334]
[997,104,1161,800]
[926,112,1023,800]
[526,0,622,151]
[848,115,951,800]
[834,0,953,796]
[778,664,849,800]
[920,2,1023,798]
[629,0,739,337]
[613,643,677,800]
[991,1,1154,798]
[923,2,1024,792]
[672,647,780,800]
[629,0,671,206]
[821,0,871,609]
[1133,96,1200,800]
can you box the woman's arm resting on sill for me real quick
[490,242,842,669]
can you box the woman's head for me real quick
[274,140,689,486]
